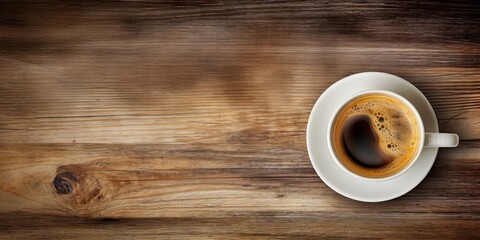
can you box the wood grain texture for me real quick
[0,1,479,239]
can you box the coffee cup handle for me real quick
[424,133,459,148]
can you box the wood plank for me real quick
[1,60,479,143]
[0,212,478,240]
[0,142,478,218]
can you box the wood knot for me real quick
[53,164,112,210]
[53,172,77,194]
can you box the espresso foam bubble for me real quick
[331,94,420,178]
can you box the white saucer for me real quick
[306,72,439,202]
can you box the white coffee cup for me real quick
[327,90,459,181]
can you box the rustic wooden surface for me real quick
[1,1,479,239]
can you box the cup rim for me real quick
[327,90,425,182]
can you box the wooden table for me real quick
[1,1,479,239]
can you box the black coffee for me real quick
[331,94,420,178]
[341,114,393,167]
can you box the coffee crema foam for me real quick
[331,94,420,178]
